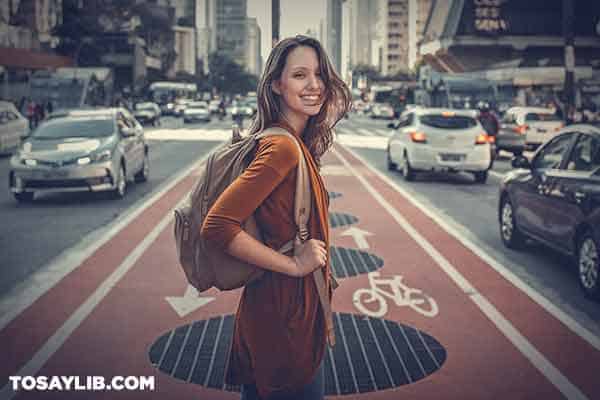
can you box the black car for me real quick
[498,124,600,300]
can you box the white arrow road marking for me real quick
[341,226,374,249]
[165,285,215,318]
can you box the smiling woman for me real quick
[200,35,351,400]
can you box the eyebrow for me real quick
[291,66,319,72]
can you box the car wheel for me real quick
[474,170,488,184]
[577,231,599,300]
[14,192,34,202]
[112,163,127,199]
[499,196,525,249]
[386,148,397,171]
[402,152,416,181]
[135,152,149,183]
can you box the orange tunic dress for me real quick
[201,125,332,399]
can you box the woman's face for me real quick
[273,46,325,121]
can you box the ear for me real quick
[272,80,282,96]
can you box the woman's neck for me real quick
[280,109,308,137]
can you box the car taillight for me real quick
[409,131,427,143]
[555,123,564,132]
[513,124,528,135]
[475,133,491,145]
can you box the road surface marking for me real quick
[342,145,600,351]
[333,147,589,400]
[0,199,177,400]
[358,128,376,137]
[341,226,373,249]
[0,147,218,333]
[353,272,439,318]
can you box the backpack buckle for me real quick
[298,227,309,242]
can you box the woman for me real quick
[201,35,351,399]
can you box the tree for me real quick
[351,63,382,82]
[208,52,259,95]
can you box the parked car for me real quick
[133,102,161,126]
[183,102,211,123]
[497,107,563,155]
[173,99,193,117]
[386,108,493,183]
[498,124,600,299]
[0,101,29,154]
[229,100,253,120]
[370,103,395,119]
[9,108,149,202]
[208,100,221,114]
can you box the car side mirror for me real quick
[511,155,531,169]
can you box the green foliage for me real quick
[208,52,259,95]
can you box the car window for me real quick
[525,113,561,122]
[566,134,600,172]
[419,114,477,129]
[532,134,574,170]
[0,111,8,124]
[31,117,114,138]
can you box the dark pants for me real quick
[240,361,324,400]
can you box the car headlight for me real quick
[91,149,112,163]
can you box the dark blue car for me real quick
[498,124,600,300]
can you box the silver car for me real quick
[9,108,149,202]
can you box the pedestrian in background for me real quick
[201,35,351,400]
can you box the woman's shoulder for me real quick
[255,133,300,170]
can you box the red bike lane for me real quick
[0,143,598,399]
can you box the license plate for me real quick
[538,128,547,133]
[44,170,69,179]
[440,154,464,162]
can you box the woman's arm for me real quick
[226,230,327,278]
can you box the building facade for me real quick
[246,17,261,76]
[419,0,600,108]
[216,0,248,68]
[408,0,432,70]
[171,26,196,76]
[325,0,343,73]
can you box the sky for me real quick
[248,0,327,66]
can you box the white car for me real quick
[370,103,395,119]
[133,102,161,126]
[502,107,563,150]
[387,108,492,183]
[0,101,29,154]
[183,102,211,123]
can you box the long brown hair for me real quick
[248,35,352,166]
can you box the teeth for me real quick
[302,95,319,101]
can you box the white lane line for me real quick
[332,147,589,400]
[0,197,179,399]
[358,128,376,137]
[342,145,600,351]
[0,144,219,332]
[374,129,391,137]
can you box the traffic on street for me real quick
[2,0,600,399]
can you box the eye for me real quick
[294,73,305,78]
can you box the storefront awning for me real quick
[0,47,73,70]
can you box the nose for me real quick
[307,74,321,90]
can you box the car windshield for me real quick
[31,117,114,139]
[135,104,154,110]
[188,103,207,109]
[525,113,561,122]
[419,114,477,129]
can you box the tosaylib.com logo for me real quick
[8,375,155,392]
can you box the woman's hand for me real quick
[291,239,327,277]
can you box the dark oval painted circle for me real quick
[149,313,446,395]
[329,212,359,228]
[330,246,384,279]
[328,191,342,200]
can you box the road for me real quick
[1,113,598,331]
[0,112,598,399]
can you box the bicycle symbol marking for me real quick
[353,272,439,318]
